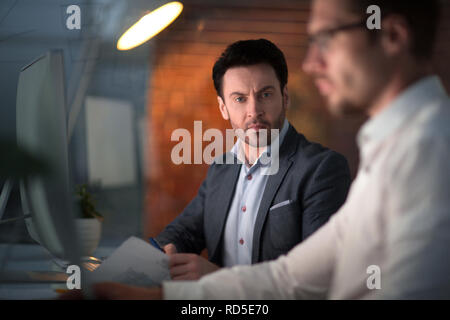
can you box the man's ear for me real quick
[217,96,230,120]
[380,14,411,57]
[282,86,290,111]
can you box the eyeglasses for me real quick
[307,21,367,52]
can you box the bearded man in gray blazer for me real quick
[155,39,351,280]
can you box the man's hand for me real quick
[168,253,220,280]
[162,243,219,280]
[59,282,163,300]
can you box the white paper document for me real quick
[90,237,170,287]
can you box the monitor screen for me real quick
[16,50,80,264]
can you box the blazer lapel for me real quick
[208,160,241,263]
[251,125,299,263]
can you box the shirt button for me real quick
[247,174,252,181]
[241,205,246,212]
[239,238,244,245]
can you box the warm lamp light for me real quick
[117,1,183,51]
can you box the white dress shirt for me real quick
[163,75,450,299]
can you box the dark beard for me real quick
[227,97,287,148]
[250,113,285,148]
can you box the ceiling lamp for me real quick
[117,1,183,51]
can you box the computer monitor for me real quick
[15,50,81,264]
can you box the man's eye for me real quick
[235,96,245,103]
[262,92,272,98]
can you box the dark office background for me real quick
[1,0,449,245]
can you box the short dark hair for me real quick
[346,0,440,60]
[212,39,288,98]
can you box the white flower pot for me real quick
[75,218,102,257]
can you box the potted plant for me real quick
[75,184,103,257]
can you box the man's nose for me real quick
[302,44,324,75]
[247,96,264,118]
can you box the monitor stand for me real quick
[0,180,31,225]
[0,180,102,285]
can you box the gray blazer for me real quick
[156,124,351,266]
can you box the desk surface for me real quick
[0,243,115,299]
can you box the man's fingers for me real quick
[168,253,195,267]
[168,254,202,279]
[164,243,177,255]
[169,264,191,278]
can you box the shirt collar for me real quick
[357,75,448,149]
[230,118,289,168]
